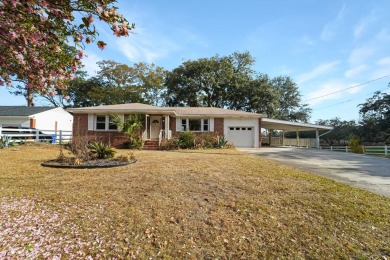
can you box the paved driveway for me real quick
[238,147,390,198]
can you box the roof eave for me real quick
[175,114,263,118]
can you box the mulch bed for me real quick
[41,159,136,169]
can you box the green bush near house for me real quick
[89,141,116,159]
[349,137,364,154]
[111,114,144,150]
[178,131,195,149]
[160,132,232,150]
[127,136,144,150]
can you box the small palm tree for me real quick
[111,114,144,149]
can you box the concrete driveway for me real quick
[238,147,390,198]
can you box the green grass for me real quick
[0,143,389,258]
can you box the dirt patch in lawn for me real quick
[0,144,389,259]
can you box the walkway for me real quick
[238,147,390,198]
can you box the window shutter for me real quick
[176,117,181,131]
[210,118,214,132]
[88,114,94,130]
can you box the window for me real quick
[95,115,118,131]
[181,119,187,131]
[108,115,118,130]
[96,116,106,130]
[203,119,209,131]
[189,119,201,131]
[180,118,210,132]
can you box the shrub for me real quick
[89,141,116,159]
[111,114,144,149]
[177,131,195,149]
[159,138,180,150]
[127,136,144,150]
[117,152,136,162]
[216,135,228,149]
[349,137,364,154]
[194,133,218,148]
[0,135,15,149]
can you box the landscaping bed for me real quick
[41,158,136,169]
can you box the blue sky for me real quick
[1,0,390,123]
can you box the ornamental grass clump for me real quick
[0,135,15,149]
[88,141,116,159]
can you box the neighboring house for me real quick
[68,103,332,149]
[0,106,73,133]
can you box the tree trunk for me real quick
[26,88,34,107]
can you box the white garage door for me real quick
[227,126,254,147]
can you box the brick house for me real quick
[68,103,332,149]
[68,103,264,148]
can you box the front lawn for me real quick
[0,144,389,258]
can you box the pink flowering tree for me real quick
[0,0,134,106]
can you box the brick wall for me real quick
[72,114,129,148]
[214,118,224,134]
[169,116,176,136]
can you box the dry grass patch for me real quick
[0,143,389,258]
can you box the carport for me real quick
[261,118,333,148]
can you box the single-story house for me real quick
[68,103,333,149]
[0,106,73,133]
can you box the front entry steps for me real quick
[143,140,159,150]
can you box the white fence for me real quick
[0,127,72,145]
[320,145,389,156]
[283,138,317,148]
[262,137,317,147]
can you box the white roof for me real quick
[261,118,333,131]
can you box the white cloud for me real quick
[299,35,314,46]
[297,61,340,84]
[348,47,375,66]
[321,4,347,41]
[305,81,362,106]
[377,57,390,66]
[116,29,180,63]
[344,65,369,78]
[112,22,207,64]
[81,52,101,77]
[353,12,377,39]
[370,57,390,78]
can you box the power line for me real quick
[304,75,390,102]
[312,86,390,111]
[313,99,353,110]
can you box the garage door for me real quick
[227,127,254,147]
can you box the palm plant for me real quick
[111,114,144,149]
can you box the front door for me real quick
[150,116,161,140]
